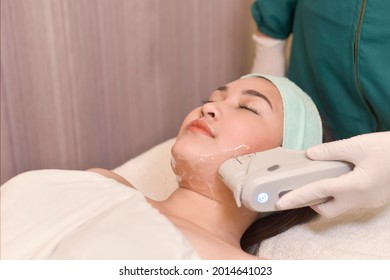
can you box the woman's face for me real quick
[171,77,284,202]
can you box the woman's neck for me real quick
[149,187,258,248]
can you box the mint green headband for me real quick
[241,74,323,150]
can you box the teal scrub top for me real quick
[252,0,390,140]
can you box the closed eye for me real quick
[203,100,259,114]
[239,104,259,115]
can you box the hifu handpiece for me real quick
[218,147,353,212]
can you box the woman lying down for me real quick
[1,74,330,260]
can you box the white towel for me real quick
[258,204,390,259]
[1,169,199,260]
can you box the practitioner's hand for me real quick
[276,132,390,218]
[251,31,286,76]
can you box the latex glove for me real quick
[276,132,390,218]
[251,33,286,76]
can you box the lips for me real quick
[188,119,214,137]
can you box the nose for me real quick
[201,102,218,119]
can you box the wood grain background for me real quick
[1,0,255,184]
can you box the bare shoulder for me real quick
[87,168,135,188]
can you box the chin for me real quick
[173,133,212,156]
[172,140,208,165]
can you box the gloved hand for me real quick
[276,132,390,218]
[251,32,286,76]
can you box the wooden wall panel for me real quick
[1,0,255,184]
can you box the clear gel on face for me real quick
[171,143,250,205]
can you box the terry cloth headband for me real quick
[241,73,323,150]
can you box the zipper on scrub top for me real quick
[353,0,366,97]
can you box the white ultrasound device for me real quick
[218,147,353,212]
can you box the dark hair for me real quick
[240,120,334,255]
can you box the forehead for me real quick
[227,77,279,94]
[224,77,282,105]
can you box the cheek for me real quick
[222,117,283,153]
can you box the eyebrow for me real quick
[216,85,273,109]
